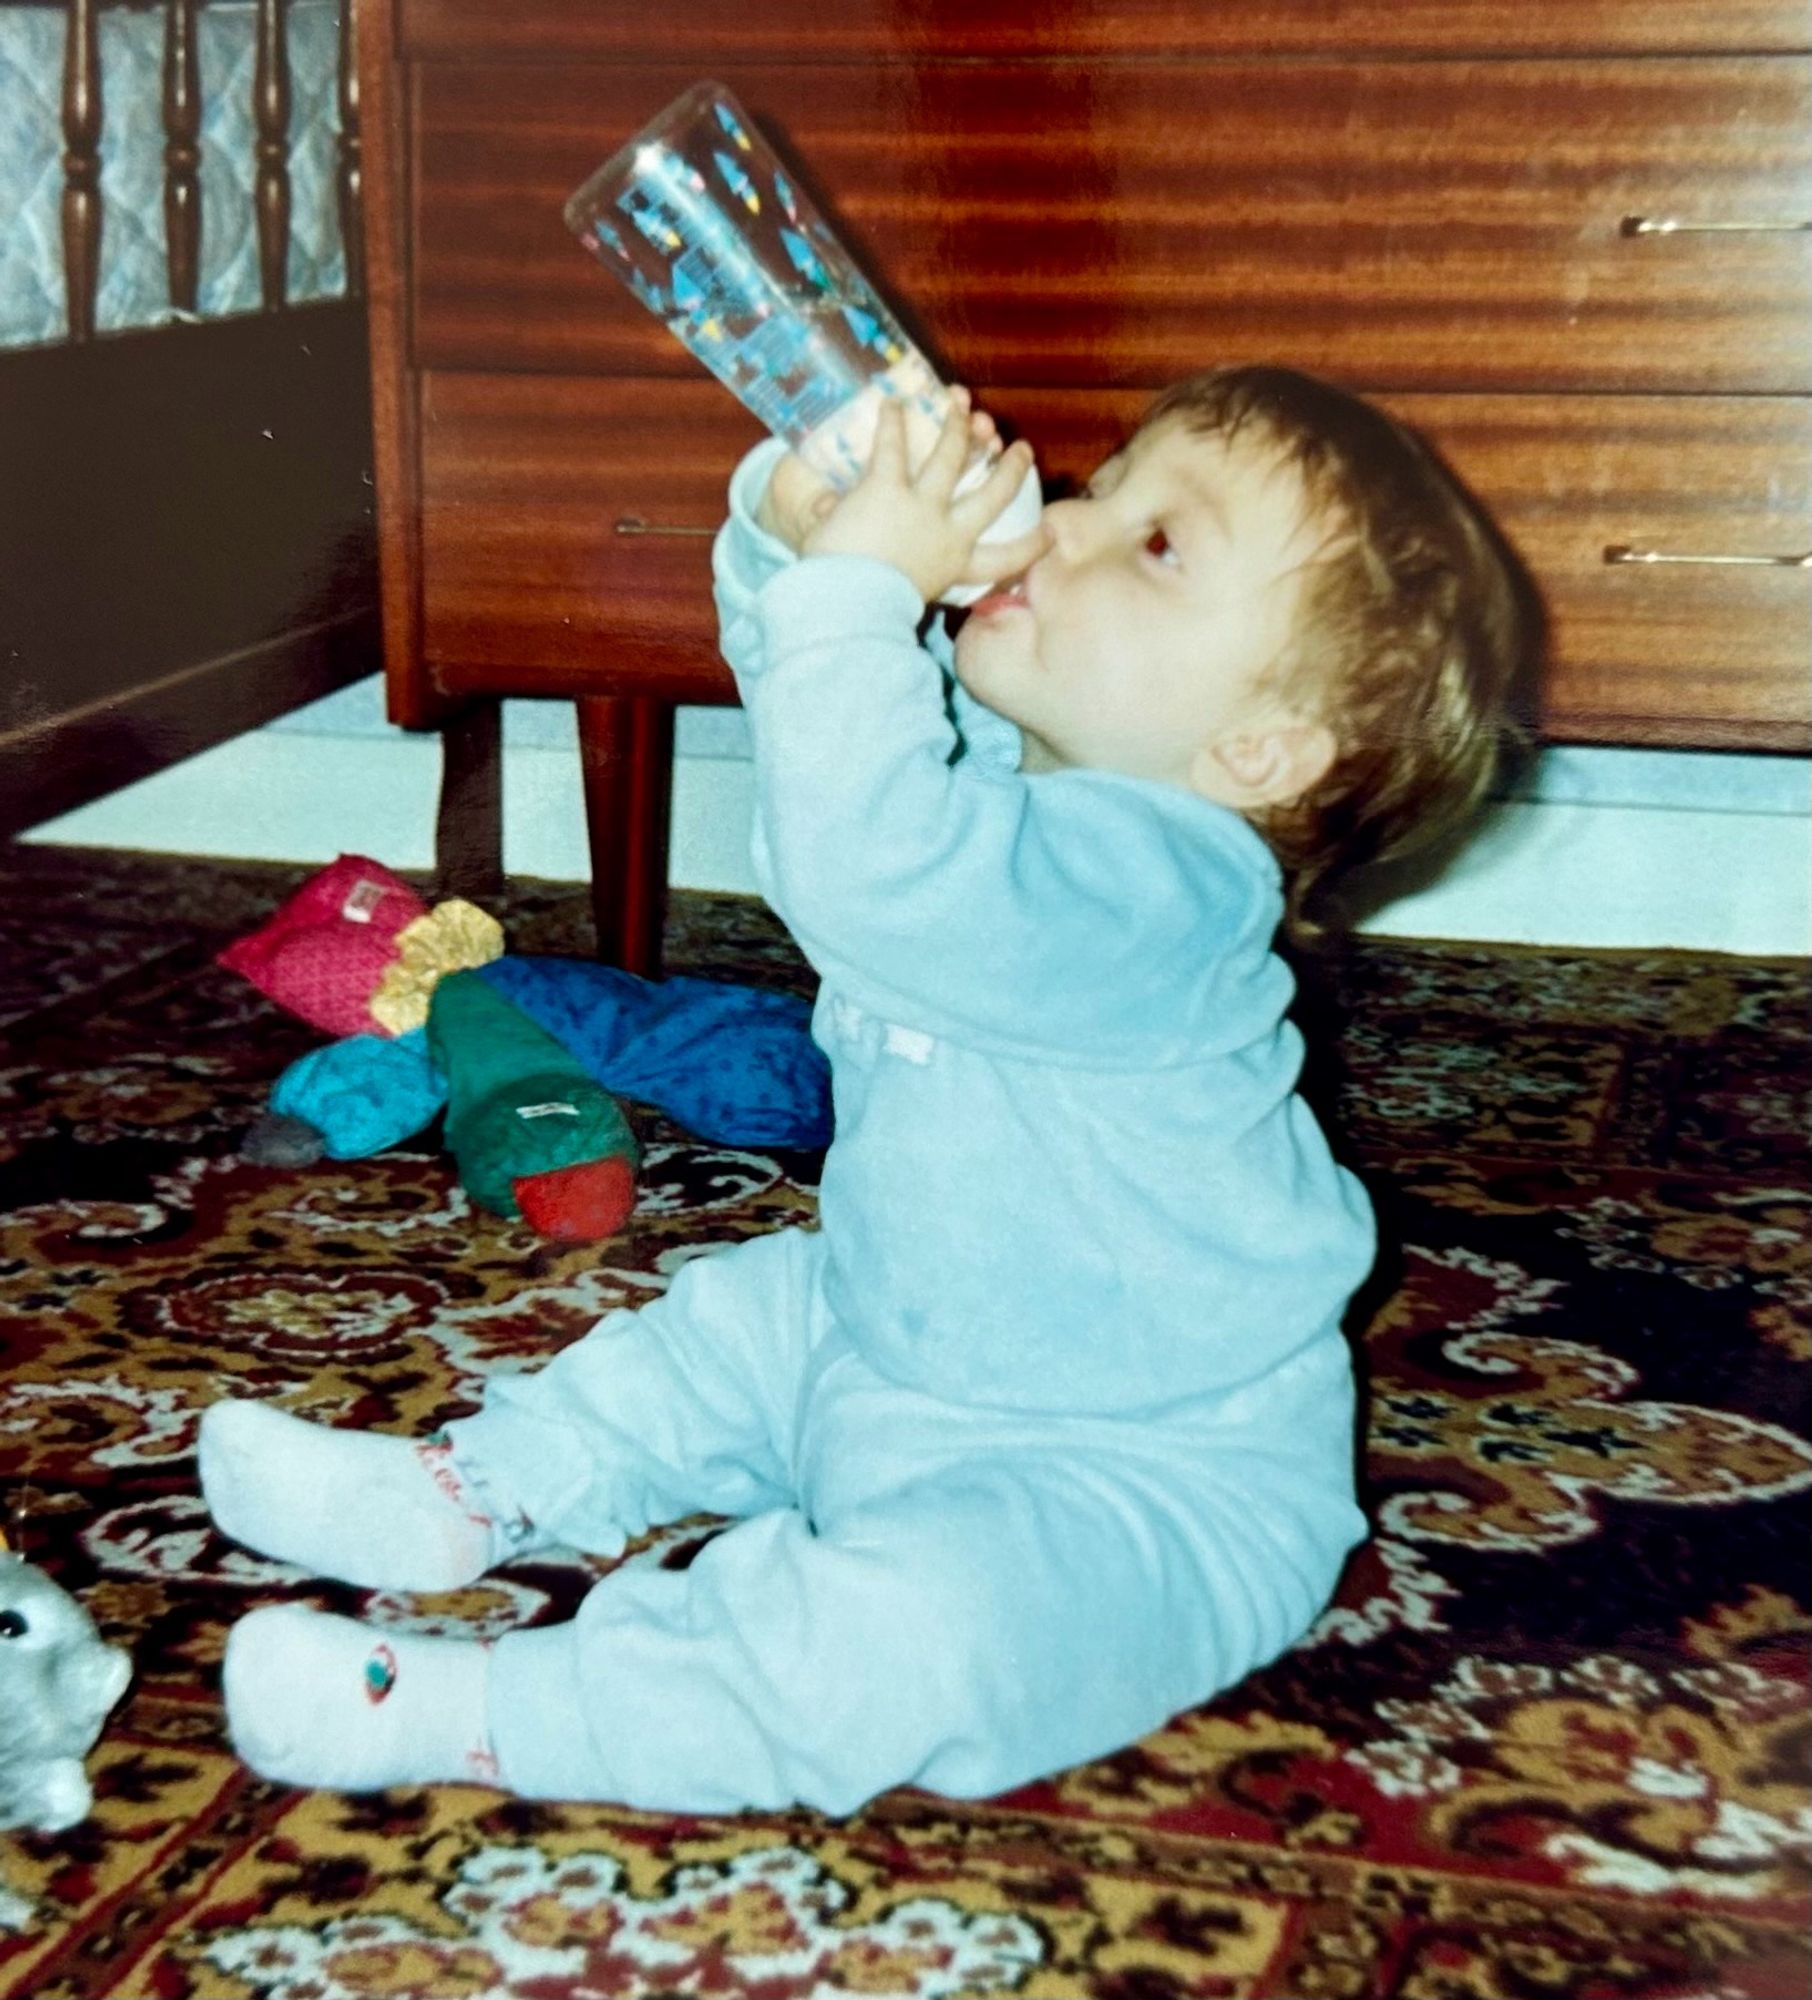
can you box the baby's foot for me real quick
[224,1604,499,1791]
[199,1400,526,1591]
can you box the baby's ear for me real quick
[1189,719,1336,811]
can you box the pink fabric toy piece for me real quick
[217,855,429,1038]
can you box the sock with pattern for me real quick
[224,1604,500,1791]
[200,1400,535,1591]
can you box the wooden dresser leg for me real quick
[576,694,674,975]
[435,701,504,906]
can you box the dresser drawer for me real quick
[400,0,1812,61]
[418,374,1810,748]
[412,57,1812,397]
[1374,394,1812,748]
[418,373,762,702]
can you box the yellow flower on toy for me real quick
[369,899,505,1035]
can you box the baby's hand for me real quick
[755,451,839,554]
[803,390,1049,604]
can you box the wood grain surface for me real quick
[398,0,1812,62]
[410,57,1812,397]
[356,0,433,725]
[417,373,1810,748]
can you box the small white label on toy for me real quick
[342,879,386,923]
[517,1101,581,1120]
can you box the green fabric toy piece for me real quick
[429,969,638,1219]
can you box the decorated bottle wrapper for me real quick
[565,81,1042,603]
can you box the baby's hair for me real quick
[1136,366,1534,939]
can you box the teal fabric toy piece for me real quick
[429,970,639,1221]
[266,1029,447,1160]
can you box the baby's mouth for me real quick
[966,574,1032,621]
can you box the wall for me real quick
[25,676,1811,954]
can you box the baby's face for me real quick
[953,418,1331,797]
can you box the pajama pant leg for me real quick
[486,1334,1364,1815]
[442,1224,827,1560]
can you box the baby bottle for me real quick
[564,81,1043,605]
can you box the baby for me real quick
[200,365,1525,1812]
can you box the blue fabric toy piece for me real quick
[268,1028,448,1159]
[475,957,831,1149]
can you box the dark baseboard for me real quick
[1,603,380,839]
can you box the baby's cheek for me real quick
[949,622,992,686]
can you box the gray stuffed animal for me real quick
[0,1543,132,1834]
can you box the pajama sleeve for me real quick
[712,443,1289,1065]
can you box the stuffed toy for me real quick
[220,859,831,1244]
[216,854,435,1039]
[431,969,641,1241]
[0,1533,132,1834]
[216,854,505,1040]
[473,957,831,1152]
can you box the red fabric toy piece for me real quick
[216,855,428,1038]
[512,1156,638,1243]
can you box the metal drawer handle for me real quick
[1604,544,1812,569]
[614,515,714,538]
[1620,214,1812,236]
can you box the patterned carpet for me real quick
[0,842,1806,2000]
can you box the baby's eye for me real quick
[1143,526,1179,566]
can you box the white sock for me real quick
[223,1605,499,1792]
[199,1400,533,1591]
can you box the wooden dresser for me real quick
[357,0,1811,972]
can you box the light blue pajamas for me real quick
[457,440,1374,1814]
